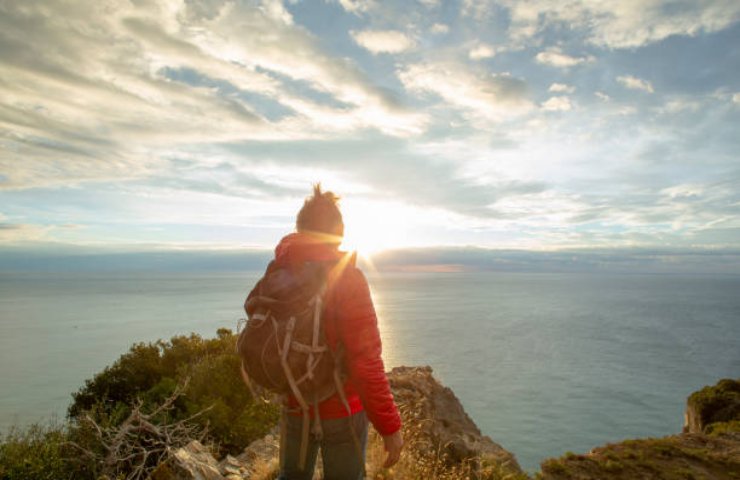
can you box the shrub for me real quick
[68,329,279,454]
[687,378,740,433]
[1,329,279,479]
[707,419,740,436]
[0,422,94,480]
[68,342,164,418]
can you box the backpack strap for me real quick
[279,315,312,470]
[281,268,330,471]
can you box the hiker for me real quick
[243,185,403,479]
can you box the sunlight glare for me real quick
[340,199,411,257]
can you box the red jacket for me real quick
[268,232,401,436]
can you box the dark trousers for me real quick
[278,410,368,480]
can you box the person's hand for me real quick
[382,430,404,468]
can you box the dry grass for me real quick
[364,422,528,480]
[242,429,526,480]
[248,456,280,480]
[240,404,529,480]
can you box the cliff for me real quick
[385,366,521,472]
[540,378,740,479]
[153,366,524,479]
[684,378,740,435]
[153,374,740,480]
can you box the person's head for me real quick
[296,184,344,241]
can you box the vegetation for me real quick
[362,387,530,480]
[707,419,740,436]
[538,378,740,479]
[687,378,740,434]
[1,329,279,479]
[539,434,740,479]
[0,423,81,480]
[68,328,279,454]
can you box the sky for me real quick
[1,0,739,262]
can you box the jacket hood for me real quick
[274,232,346,267]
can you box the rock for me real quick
[151,435,280,480]
[387,365,523,475]
[225,428,280,479]
[233,428,280,465]
[151,374,740,479]
[150,440,225,480]
[684,378,740,434]
[150,367,521,478]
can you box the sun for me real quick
[339,199,411,256]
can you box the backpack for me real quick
[238,260,341,403]
[237,258,356,469]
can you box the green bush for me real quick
[687,378,740,433]
[2,329,280,479]
[68,341,164,418]
[68,328,279,454]
[707,419,740,436]
[0,422,94,480]
[181,348,279,450]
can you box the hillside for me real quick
[153,370,740,480]
[1,330,737,480]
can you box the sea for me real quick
[1,270,738,472]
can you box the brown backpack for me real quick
[238,260,341,403]
[237,259,355,469]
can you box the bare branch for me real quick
[74,378,211,480]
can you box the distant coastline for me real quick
[2,244,740,275]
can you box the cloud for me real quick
[350,29,416,54]
[659,98,701,113]
[0,223,50,243]
[499,0,740,48]
[430,23,449,34]
[335,0,376,15]
[397,62,532,120]
[204,4,423,129]
[617,75,655,93]
[224,137,546,220]
[656,182,740,228]
[541,96,573,111]
[549,83,575,93]
[0,0,428,189]
[2,0,738,253]
[372,246,740,275]
[461,0,495,19]
[469,44,497,60]
[535,47,594,68]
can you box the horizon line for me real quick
[2,240,740,255]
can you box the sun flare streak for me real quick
[339,199,412,261]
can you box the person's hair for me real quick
[296,184,344,238]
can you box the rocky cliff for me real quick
[684,378,740,435]
[385,366,521,473]
[152,366,523,479]
[153,374,740,480]
[539,378,740,480]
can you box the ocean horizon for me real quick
[1,268,738,472]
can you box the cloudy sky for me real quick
[1,0,739,256]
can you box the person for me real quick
[253,185,403,480]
